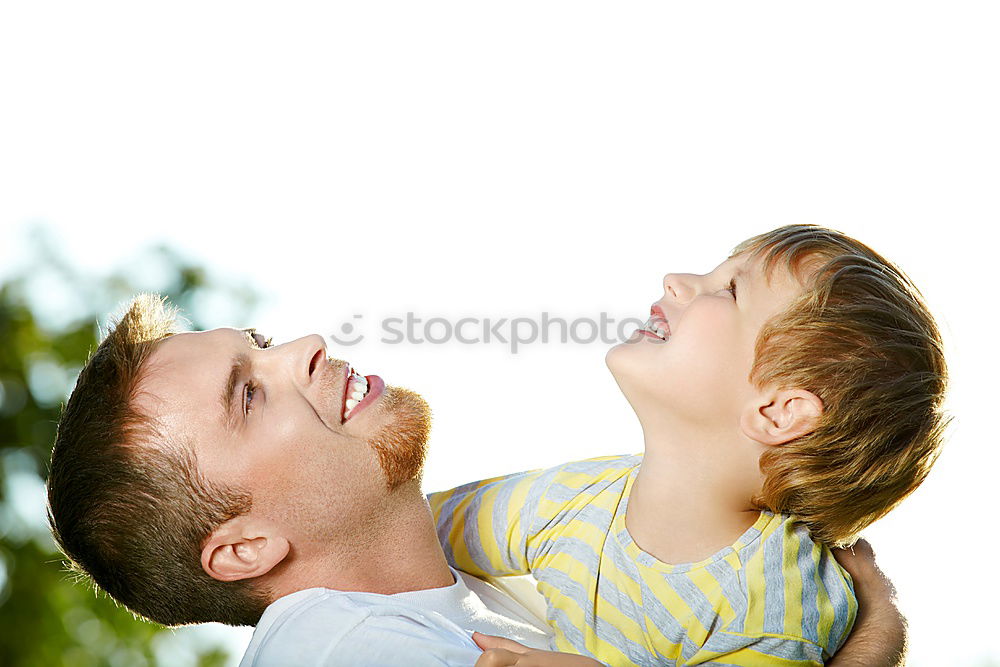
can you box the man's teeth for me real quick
[344,372,370,419]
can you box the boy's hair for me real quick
[731,224,951,547]
[46,294,271,626]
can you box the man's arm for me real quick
[828,539,908,667]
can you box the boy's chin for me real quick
[605,343,626,375]
[605,342,669,417]
[605,344,636,394]
[605,335,646,374]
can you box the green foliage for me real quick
[0,227,258,667]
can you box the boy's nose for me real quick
[662,273,694,303]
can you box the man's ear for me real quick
[201,516,290,583]
[740,387,824,447]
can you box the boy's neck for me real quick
[626,429,765,566]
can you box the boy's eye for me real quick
[246,329,273,349]
[724,278,737,299]
[243,380,259,415]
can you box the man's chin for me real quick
[368,385,431,491]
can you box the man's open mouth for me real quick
[340,365,385,423]
[342,367,370,421]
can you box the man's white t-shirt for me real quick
[239,567,553,666]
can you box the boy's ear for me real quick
[200,515,290,583]
[740,387,824,447]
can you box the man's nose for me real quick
[280,334,328,386]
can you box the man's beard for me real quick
[366,385,431,490]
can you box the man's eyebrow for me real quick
[220,329,257,430]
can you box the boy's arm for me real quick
[427,466,553,578]
[473,633,606,667]
[827,539,907,667]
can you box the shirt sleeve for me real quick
[427,465,554,578]
[684,632,826,666]
[427,456,639,580]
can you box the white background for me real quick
[2,2,997,665]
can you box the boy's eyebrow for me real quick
[733,267,751,301]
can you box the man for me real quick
[47,295,906,666]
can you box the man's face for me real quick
[135,328,431,547]
[606,252,806,430]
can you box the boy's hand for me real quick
[472,633,606,667]
[828,538,908,667]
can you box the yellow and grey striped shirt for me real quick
[428,454,857,666]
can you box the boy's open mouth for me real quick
[641,318,670,341]
[643,305,671,341]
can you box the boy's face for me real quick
[606,251,805,433]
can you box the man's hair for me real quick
[731,224,951,547]
[46,294,271,626]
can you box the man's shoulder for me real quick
[241,589,369,666]
[241,588,478,667]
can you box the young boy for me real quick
[429,224,948,665]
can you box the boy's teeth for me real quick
[643,317,669,340]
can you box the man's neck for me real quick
[626,422,764,565]
[269,481,455,601]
